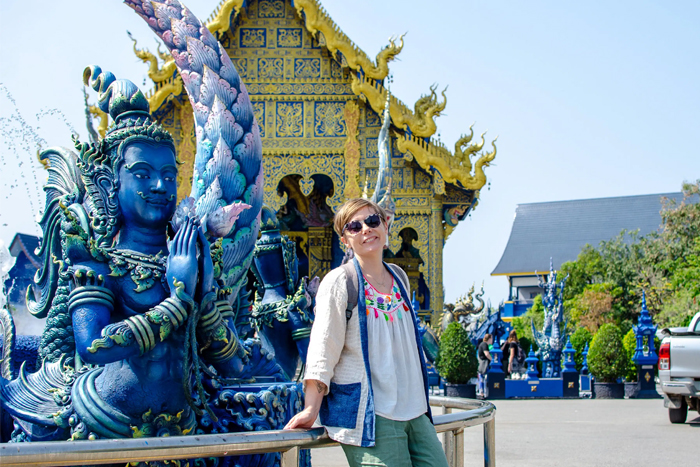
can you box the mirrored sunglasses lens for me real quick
[346,221,363,233]
[365,214,381,228]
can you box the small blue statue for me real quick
[531,260,569,378]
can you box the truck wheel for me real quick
[669,398,687,424]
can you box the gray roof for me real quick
[491,192,688,275]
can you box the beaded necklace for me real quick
[363,276,410,322]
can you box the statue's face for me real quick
[118,141,177,228]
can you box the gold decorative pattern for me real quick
[275,102,304,137]
[258,0,285,18]
[252,102,266,137]
[241,28,267,48]
[277,28,303,48]
[429,196,445,319]
[313,102,346,137]
[389,214,429,276]
[262,154,345,211]
[176,101,196,201]
[343,100,361,200]
[294,58,321,78]
[258,58,284,79]
[433,169,445,195]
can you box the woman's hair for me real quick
[333,198,388,236]
[508,329,518,342]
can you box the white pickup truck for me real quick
[658,311,700,424]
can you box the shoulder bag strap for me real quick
[340,261,358,321]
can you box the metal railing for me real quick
[0,396,495,467]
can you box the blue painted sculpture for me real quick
[251,208,318,381]
[531,260,569,378]
[632,291,658,365]
[0,2,309,466]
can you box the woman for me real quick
[284,199,448,467]
[505,330,524,379]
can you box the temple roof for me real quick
[131,0,496,191]
[9,233,41,269]
[491,192,687,276]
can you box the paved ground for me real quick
[309,398,698,466]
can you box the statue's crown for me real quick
[83,65,173,151]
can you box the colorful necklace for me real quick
[363,276,409,322]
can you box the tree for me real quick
[436,322,478,384]
[569,327,592,372]
[587,324,627,383]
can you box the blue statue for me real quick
[251,208,318,381]
[0,3,310,466]
[531,260,569,378]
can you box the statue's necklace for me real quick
[105,248,167,293]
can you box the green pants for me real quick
[341,414,449,467]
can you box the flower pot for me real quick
[445,383,476,398]
[594,382,624,399]
[624,381,640,399]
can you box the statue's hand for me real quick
[167,217,199,297]
[196,226,215,300]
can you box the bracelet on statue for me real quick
[68,270,115,313]
[145,295,192,342]
[197,292,229,345]
[214,299,234,320]
[291,326,312,341]
[125,314,157,355]
[202,327,239,363]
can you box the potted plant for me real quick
[436,322,478,398]
[588,323,627,399]
[622,328,639,398]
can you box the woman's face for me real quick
[118,141,178,229]
[341,206,387,259]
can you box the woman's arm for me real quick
[284,379,326,429]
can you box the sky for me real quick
[0,0,698,307]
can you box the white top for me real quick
[363,275,427,421]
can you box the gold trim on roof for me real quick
[133,0,496,191]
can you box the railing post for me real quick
[483,418,496,467]
[280,446,300,467]
[443,406,455,467]
[454,428,464,467]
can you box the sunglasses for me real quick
[343,213,383,235]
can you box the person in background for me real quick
[505,330,524,379]
[477,333,493,397]
[284,198,448,467]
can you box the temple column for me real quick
[429,195,444,323]
[308,226,333,279]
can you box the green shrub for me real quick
[622,328,637,381]
[435,322,478,384]
[569,327,592,372]
[588,323,627,383]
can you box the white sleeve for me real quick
[303,268,348,395]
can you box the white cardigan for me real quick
[304,259,432,447]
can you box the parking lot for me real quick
[310,398,698,466]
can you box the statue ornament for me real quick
[0,3,312,464]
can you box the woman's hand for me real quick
[284,379,325,430]
[284,407,318,430]
[167,217,199,297]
